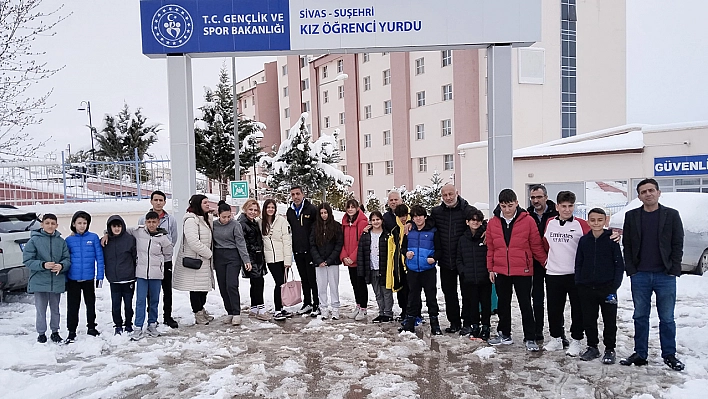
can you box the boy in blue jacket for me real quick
[65,210,105,342]
[23,213,71,343]
[575,208,624,364]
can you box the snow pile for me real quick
[610,192,708,232]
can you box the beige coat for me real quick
[261,214,293,266]
[173,212,214,292]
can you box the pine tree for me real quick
[94,103,160,161]
[393,170,447,211]
[365,192,382,212]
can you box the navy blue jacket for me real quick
[405,221,438,273]
[575,229,624,290]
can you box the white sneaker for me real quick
[321,308,331,320]
[331,308,340,320]
[146,323,161,337]
[231,315,241,326]
[544,336,564,351]
[348,306,360,319]
[566,339,583,357]
[354,308,367,321]
[222,315,234,324]
[130,327,145,341]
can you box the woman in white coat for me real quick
[261,199,293,321]
[173,194,215,325]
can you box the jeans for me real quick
[439,267,462,327]
[495,274,535,341]
[135,278,162,328]
[546,274,584,341]
[460,280,492,326]
[294,252,319,307]
[268,261,286,311]
[578,285,617,350]
[214,248,241,315]
[348,266,368,308]
[370,274,393,317]
[34,292,61,334]
[630,272,677,358]
[406,268,439,318]
[110,282,135,328]
[148,261,174,320]
[315,264,340,310]
[66,279,97,333]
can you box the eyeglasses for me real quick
[529,196,546,200]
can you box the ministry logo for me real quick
[152,4,193,48]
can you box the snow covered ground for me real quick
[1,267,707,398]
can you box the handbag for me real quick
[181,220,205,270]
[280,268,302,307]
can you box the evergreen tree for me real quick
[393,170,447,211]
[365,192,382,212]
[94,103,160,161]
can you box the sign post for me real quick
[230,180,249,207]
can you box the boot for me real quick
[470,324,481,338]
[430,316,443,336]
[480,325,491,341]
[398,316,416,333]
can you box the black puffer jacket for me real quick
[357,230,390,285]
[455,224,488,284]
[286,199,318,254]
[527,199,558,237]
[430,196,477,270]
[382,208,397,233]
[103,215,137,283]
[237,213,266,278]
[310,223,344,266]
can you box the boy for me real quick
[387,204,410,323]
[400,205,442,336]
[542,191,590,356]
[103,215,137,335]
[575,208,624,364]
[486,189,547,351]
[23,214,71,343]
[456,208,491,340]
[65,211,105,342]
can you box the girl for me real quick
[340,199,369,321]
[310,203,344,320]
[237,199,269,321]
[261,199,293,321]
[357,211,393,322]
[213,201,251,326]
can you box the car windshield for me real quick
[0,213,39,233]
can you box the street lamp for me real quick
[77,101,96,163]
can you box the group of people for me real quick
[24,179,685,371]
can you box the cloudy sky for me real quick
[17,0,708,159]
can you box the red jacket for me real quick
[486,207,548,276]
[340,211,369,267]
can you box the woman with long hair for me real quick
[213,201,251,326]
[310,202,344,320]
[237,199,270,320]
[340,199,369,321]
[173,194,215,325]
[261,199,293,321]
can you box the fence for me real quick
[573,202,628,220]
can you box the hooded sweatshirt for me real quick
[103,215,137,283]
[23,228,71,293]
[65,211,105,281]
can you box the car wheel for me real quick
[700,249,708,276]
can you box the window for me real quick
[337,59,344,73]
[339,139,346,151]
[244,100,247,109]
[363,76,371,91]
[415,57,425,75]
[415,124,425,140]
[324,116,330,128]
[323,90,329,103]
[444,154,454,170]
[561,0,577,137]
[252,97,255,105]
[284,108,290,118]
[363,53,370,62]
[300,57,306,68]
[301,101,310,112]
[366,163,373,176]
[338,85,344,99]
[442,84,453,101]
[301,78,309,91]
[383,69,391,85]
[339,112,345,125]
[441,119,452,136]
[283,86,289,97]
[384,100,392,115]
[364,105,372,119]
[385,160,394,175]
[322,65,328,78]
[282,64,288,76]
[367,189,374,197]
[441,50,452,67]
[341,165,348,174]
[364,134,371,148]
[383,130,391,145]
[418,157,428,172]
[416,91,426,107]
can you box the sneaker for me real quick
[663,355,685,371]
[273,311,288,321]
[431,325,443,336]
[146,323,161,337]
[480,325,491,341]
[619,353,648,366]
[372,315,386,323]
[332,309,340,320]
[222,315,234,324]
[459,325,473,336]
[471,324,481,338]
[580,346,601,361]
[296,304,313,315]
[256,312,273,321]
[562,336,570,349]
[348,306,360,319]
[525,340,540,352]
[444,324,461,334]
[64,332,76,344]
[310,306,321,317]
[87,328,100,337]
[398,316,416,333]
[282,309,294,318]
[124,325,134,334]
[354,308,367,321]
[248,308,259,317]
[415,316,425,326]
[320,308,331,320]
[544,337,564,351]
[381,315,394,322]
[50,332,63,343]
[164,317,179,329]
[488,332,513,346]
[566,339,583,357]
[114,327,123,336]
[37,334,47,343]
[231,315,241,326]
[130,327,145,341]
[602,350,616,364]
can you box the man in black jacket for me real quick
[286,186,320,316]
[527,184,557,343]
[619,179,685,371]
[429,184,477,333]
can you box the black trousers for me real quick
[147,261,174,320]
[294,252,319,307]
[189,291,208,313]
[249,276,265,307]
[439,267,462,327]
[110,282,135,328]
[406,268,439,318]
[348,266,368,308]
[546,274,584,340]
[214,248,242,315]
[397,269,409,318]
[268,261,286,311]
[495,274,535,341]
[578,285,617,350]
[66,279,97,333]
[461,280,492,326]
[532,262,546,338]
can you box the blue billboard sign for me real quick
[654,155,708,176]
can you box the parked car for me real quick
[0,205,39,300]
[610,192,708,275]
